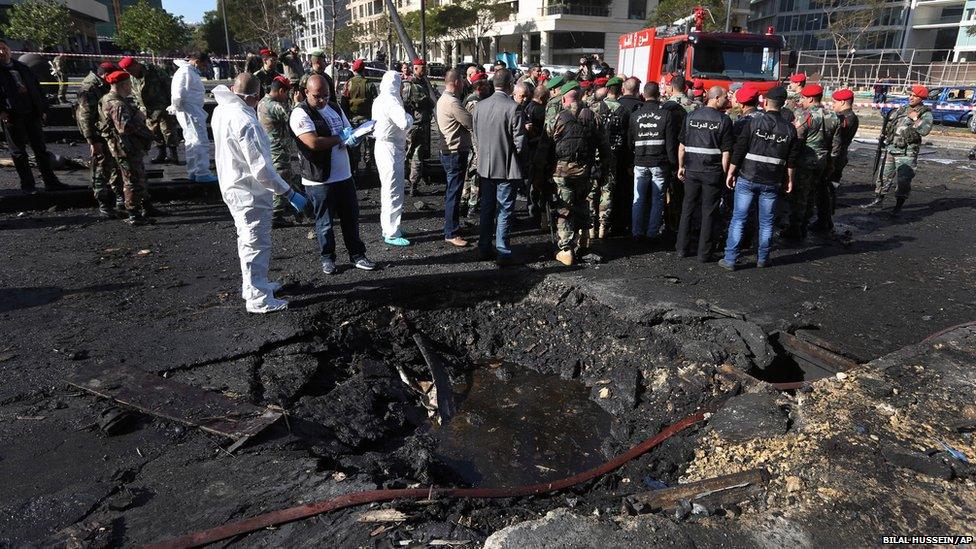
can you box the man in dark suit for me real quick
[0,39,66,194]
[472,69,525,266]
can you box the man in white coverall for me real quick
[170,52,218,183]
[211,73,309,314]
[372,71,414,247]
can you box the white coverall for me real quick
[210,85,291,313]
[171,60,214,179]
[371,71,414,239]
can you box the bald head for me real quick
[562,89,580,107]
[305,74,331,108]
[707,85,728,109]
[233,72,260,96]
[594,87,608,102]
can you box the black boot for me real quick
[124,212,150,226]
[861,194,884,209]
[891,197,906,217]
[142,203,169,217]
[150,145,168,164]
[98,204,119,219]
[169,146,181,165]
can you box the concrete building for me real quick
[0,0,109,53]
[748,0,976,62]
[348,0,666,69]
[93,0,162,38]
[292,0,352,53]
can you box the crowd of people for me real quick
[0,41,937,313]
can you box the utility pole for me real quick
[220,0,232,75]
[420,0,427,61]
[725,0,733,32]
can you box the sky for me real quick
[163,0,214,24]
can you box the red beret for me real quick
[831,88,854,101]
[351,59,364,72]
[412,58,426,66]
[272,75,291,89]
[801,83,823,97]
[692,78,704,89]
[260,48,276,58]
[693,88,703,97]
[580,80,592,89]
[118,56,136,70]
[99,61,118,72]
[105,70,130,85]
[911,85,929,99]
[469,72,488,84]
[789,73,807,83]
[735,86,759,104]
[594,77,608,86]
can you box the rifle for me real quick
[872,107,894,178]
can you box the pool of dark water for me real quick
[429,362,613,487]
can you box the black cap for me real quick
[765,86,787,101]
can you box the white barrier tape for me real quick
[853,101,974,111]
[12,50,246,62]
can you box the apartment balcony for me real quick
[537,3,610,17]
[912,14,966,28]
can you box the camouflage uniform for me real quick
[551,102,605,251]
[460,91,484,213]
[253,67,281,96]
[402,75,434,194]
[74,71,122,208]
[130,63,179,153]
[788,104,838,236]
[877,104,933,200]
[786,89,801,112]
[99,91,155,213]
[341,73,377,172]
[588,97,625,233]
[257,95,304,221]
[51,54,68,103]
[544,94,564,135]
[672,91,697,114]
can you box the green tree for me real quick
[1,0,74,51]
[646,0,728,31]
[334,22,359,58]
[115,0,192,54]
[436,0,515,63]
[224,0,305,49]
[192,10,238,55]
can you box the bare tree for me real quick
[225,0,305,49]
[817,0,886,79]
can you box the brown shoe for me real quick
[555,250,574,266]
[445,236,469,247]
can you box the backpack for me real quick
[601,99,628,151]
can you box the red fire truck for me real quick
[617,7,786,94]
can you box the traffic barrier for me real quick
[853,102,974,111]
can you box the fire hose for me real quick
[146,409,707,548]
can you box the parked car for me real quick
[881,86,976,133]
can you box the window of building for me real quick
[628,0,646,19]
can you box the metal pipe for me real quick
[383,0,420,62]
[220,0,232,73]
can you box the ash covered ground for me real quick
[1,132,975,547]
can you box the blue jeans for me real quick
[632,165,667,237]
[723,177,779,264]
[307,178,367,263]
[478,178,518,258]
[440,150,469,239]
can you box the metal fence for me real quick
[792,49,976,88]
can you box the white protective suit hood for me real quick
[171,59,205,110]
[371,70,413,143]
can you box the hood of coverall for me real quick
[378,70,404,106]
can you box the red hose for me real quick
[146,410,707,548]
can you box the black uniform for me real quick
[0,59,61,192]
[731,111,799,186]
[660,99,692,231]
[630,99,678,168]
[677,106,733,260]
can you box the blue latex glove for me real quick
[339,126,354,143]
[286,189,308,213]
[343,134,362,148]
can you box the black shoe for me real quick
[272,216,295,228]
[860,195,884,209]
[22,187,38,196]
[891,197,906,216]
[98,205,119,219]
[142,204,169,217]
[124,213,149,226]
[150,147,168,164]
[168,147,182,165]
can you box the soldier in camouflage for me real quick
[784,83,839,240]
[298,50,337,106]
[340,59,377,174]
[551,86,607,266]
[75,62,124,218]
[258,76,306,226]
[402,58,435,196]
[786,73,806,111]
[253,49,281,97]
[543,75,567,135]
[589,83,628,239]
[99,71,156,225]
[119,56,179,165]
[666,75,696,114]
[460,72,491,217]
[864,85,934,216]
[51,54,68,104]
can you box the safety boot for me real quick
[555,249,574,266]
[150,145,168,164]
[860,194,884,209]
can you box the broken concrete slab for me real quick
[881,445,954,480]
